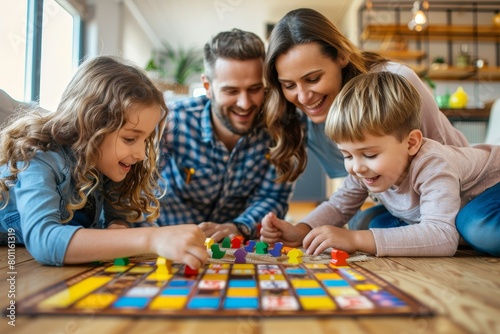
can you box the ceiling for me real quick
[123,0,356,49]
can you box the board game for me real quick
[15,256,434,318]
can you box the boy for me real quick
[260,72,500,257]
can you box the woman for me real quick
[264,8,469,229]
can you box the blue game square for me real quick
[295,288,327,296]
[228,280,256,288]
[169,280,195,287]
[323,279,350,287]
[113,296,150,308]
[161,288,191,296]
[224,297,259,309]
[188,297,220,309]
[285,268,307,275]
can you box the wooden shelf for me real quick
[441,107,490,121]
[405,65,500,81]
[362,24,500,42]
[378,49,426,61]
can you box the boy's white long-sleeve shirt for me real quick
[302,139,500,256]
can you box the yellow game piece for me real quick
[156,256,172,274]
[205,237,215,250]
[287,248,303,265]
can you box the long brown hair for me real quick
[264,8,388,182]
[0,56,168,223]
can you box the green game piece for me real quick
[114,257,129,266]
[211,244,226,259]
[221,236,231,248]
[255,241,269,254]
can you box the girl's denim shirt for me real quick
[0,147,112,266]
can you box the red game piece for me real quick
[230,236,242,248]
[185,265,199,276]
[330,249,349,266]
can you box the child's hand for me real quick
[260,212,310,247]
[150,225,208,269]
[303,226,376,256]
[198,222,239,242]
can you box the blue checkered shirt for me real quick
[157,96,293,238]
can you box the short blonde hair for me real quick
[325,72,421,143]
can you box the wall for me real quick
[84,0,153,69]
[84,0,351,84]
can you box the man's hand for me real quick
[198,222,240,242]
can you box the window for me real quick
[0,0,82,110]
[1,0,28,102]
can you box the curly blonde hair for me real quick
[264,8,388,182]
[0,56,168,224]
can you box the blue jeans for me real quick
[456,182,500,257]
[348,205,408,230]
[349,183,500,257]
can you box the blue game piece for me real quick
[268,242,283,257]
[244,240,256,252]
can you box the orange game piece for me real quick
[330,249,349,266]
[282,246,294,255]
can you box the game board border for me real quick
[11,261,435,319]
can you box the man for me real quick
[157,28,293,242]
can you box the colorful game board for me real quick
[15,260,433,317]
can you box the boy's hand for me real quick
[260,212,310,247]
[303,226,376,255]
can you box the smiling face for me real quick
[203,57,265,139]
[96,104,161,182]
[337,131,422,193]
[275,42,347,124]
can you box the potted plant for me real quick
[146,43,204,95]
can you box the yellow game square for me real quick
[314,273,342,280]
[291,279,320,288]
[39,276,112,308]
[146,272,174,281]
[74,293,116,309]
[209,263,230,269]
[258,274,285,280]
[231,269,255,275]
[305,264,327,269]
[202,274,228,280]
[327,287,360,297]
[104,265,132,273]
[232,264,254,269]
[299,296,336,310]
[149,296,187,310]
[355,284,381,291]
[329,263,350,269]
[226,288,258,297]
[128,266,155,274]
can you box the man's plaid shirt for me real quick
[157,96,293,238]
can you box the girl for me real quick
[0,56,207,267]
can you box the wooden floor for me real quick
[1,245,499,334]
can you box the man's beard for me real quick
[212,104,256,136]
